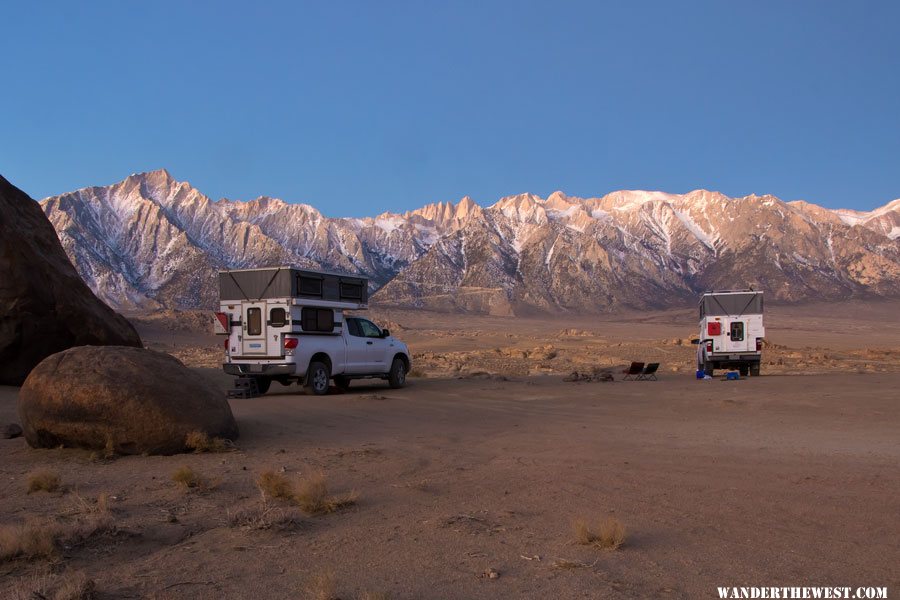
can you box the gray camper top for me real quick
[219,267,368,305]
[699,290,763,317]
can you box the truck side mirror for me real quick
[381,329,390,338]
[690,338,700,345]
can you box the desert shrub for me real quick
[0,519,59,561]
[257,470,295,501]
[171,466,214,492]
[227,498,302,531]
[294,471,357,516]
[185,431,233,453]
[304,571,337,600]
[7,569,97,600]
[50,571,97,600]
[257,470,357,515]
[26,470,61,494]
[574,516,626,550]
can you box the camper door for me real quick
[241,302,268,356]
[721,318,749,353]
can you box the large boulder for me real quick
[18,346,238,455]
[0,174,142,385]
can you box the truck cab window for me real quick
[358,319,382,338]
[247,308,262,335]
[269,307,287,327]
[346,317,380,337]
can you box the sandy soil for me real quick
[1,302,899,598]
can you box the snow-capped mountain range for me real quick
[40,169,900,314]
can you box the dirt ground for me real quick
[1,301,898,598]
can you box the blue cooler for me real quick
[726,372,740,380]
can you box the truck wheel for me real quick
[254,377,271,395]
[305,361,330,396]
[703,361,714,377]
[334,376,352,391]
[388,358,407,389]
[739,365,749,377]
[750,364,761,377]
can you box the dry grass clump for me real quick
[294,471,358,515]
[227,498,302,531]
[0,519,59,561]
[7,569,97,600]
[171,466,215,492]
[257,470,295,501]
[26,469,61,494]
[257,470,357,515]
[49,571,97,600]
[304,571,337,600]
[185,430,234,453]
[407,367,427,378]
[66,491,111,519]
[574,516,626,550]
[0,512,113,563]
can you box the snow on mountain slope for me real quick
[39,170,900,313]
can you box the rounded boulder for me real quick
[18,346,238,455]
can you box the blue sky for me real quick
[2,1,898,216]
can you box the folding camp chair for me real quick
[622,361,644,380]
[636,363,660,381]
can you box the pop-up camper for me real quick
[216,267,411,395]
[694,290,765,377]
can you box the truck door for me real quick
[241,302,267,356]
[344,318,372,373]
[356,318,391,371]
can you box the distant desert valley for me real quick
[1,172,898,599]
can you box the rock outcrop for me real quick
[0,175,142,385]
[18,346,238,455]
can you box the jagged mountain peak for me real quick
[39,171,900,313]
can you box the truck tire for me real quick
[750,363,761,377]
[739,365,749,377]
[388,358,407,389]
[254,377,271,395]
[703,361,714,377]
[334,375,352,391]
[305,361,330,396]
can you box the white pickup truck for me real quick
[216,268,411,395]
[694,290,764,377]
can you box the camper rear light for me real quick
[756,338,762,352]
[706,341,713,354]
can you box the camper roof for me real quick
[218,267,369,306]
[699,290,763,316]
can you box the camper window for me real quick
[340,282,363,300]
[301,307,334,332]
[247,307,262,335]
[298,276,323,297]
[269,307,287,327]
[730,322,744,341]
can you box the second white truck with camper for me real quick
[215,267,411,395]
[694,290,765,377]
